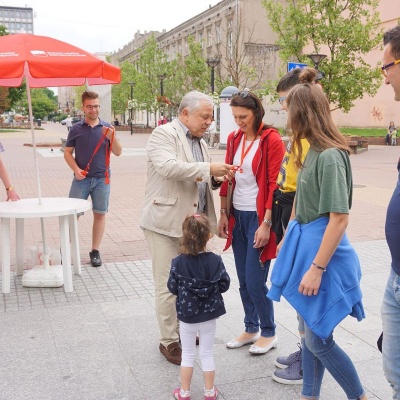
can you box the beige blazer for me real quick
[140,118,217,237]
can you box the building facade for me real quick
[0,6,34,34]
[109,0,281,127]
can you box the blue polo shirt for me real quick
[385,172,400,275]
[65,118,112,178]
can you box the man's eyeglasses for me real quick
[278,96,286,105]
[381,60,400,77]
[85,104,100,110]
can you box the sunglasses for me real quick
[381,60,400,77]
[232,90,258,108]
[278,96,286,105]
[233,90,250,98]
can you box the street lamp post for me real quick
[128,81,135,135]
[157,73,167,124]
[307,53,327,81]
[206,58,220,94]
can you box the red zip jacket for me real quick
[220,126,285,262]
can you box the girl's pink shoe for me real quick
[204,386,218,400]
[173,388,191,400]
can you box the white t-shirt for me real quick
[232,138,259,211]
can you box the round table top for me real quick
[0,197,91,218]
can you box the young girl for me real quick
[268,71,368,400]
[167,214,230,400]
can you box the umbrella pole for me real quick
[25,78,49,269]
[25,78,42,204]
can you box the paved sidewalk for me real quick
[0,123,395,399]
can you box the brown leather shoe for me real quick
[159,342,181,365]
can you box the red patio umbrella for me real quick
[0,33,121,270]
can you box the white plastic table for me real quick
[0,197,91,294]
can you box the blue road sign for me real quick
[287,62,308,72]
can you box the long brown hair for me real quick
[286,71,349,169]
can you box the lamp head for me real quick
[206,58,220,68]
[307,53,327,68]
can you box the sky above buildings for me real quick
[6,0,221,54]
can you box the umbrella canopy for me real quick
[0,33,121,268]
[0,33,121,87]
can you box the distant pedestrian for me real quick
[388,121,397,146]
[65,115,72,131]
[64,91,122,267]
[381,24,400,399]
[167,214,230,400]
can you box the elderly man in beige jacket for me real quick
[140,91,232,365]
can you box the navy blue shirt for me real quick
[385,172,400,275]
[65,118,112,178]
[167,252,230,324]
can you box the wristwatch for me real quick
[263,218,272,227]
[6,185,14,191]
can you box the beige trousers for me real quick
[144,229,180,346]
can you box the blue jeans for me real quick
[69,177,110,214]
[300,315,365,399]
[231,208,275,337]
[382,268,400,399]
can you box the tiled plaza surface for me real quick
[0,123,395,399]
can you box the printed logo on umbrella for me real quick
[30,50,48,57]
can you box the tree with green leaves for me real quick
[17,88,57,120]
[111,61,138,120]
[262,0,382,112]
[133,35,171,125]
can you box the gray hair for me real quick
[178,91,214,115]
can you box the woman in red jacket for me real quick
[218,90,285,354]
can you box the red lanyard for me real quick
[235,123,263,173]
[82,127,114,184]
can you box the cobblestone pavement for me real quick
[0,123,395,399]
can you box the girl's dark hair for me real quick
[180,214,211,255]
[276,67,317,92]
[230,90,270,133]
[286,73,349,169]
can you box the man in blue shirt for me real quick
[64,91,122,267]
[381,25,400,398]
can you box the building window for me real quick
[207,28,212,47]
[228,31,233,59]
[227,18,233,30]
[198,31,204,49]
[215,23,221,44]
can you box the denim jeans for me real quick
[299,315,365,399]
[231,208,275,337]
[382,268,400,399]
[69,177,110,214]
